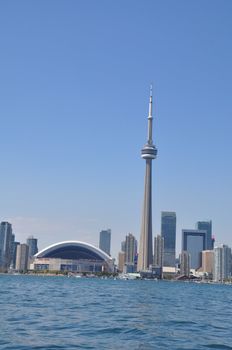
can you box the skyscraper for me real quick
[161,212,176,267]
[124,233,137,273]
[197,221,213,250]
[16,244,29,272]
[125,233,137,264]
[121,240,126,253]
[99,229,111,256]
[138,87,157,271]
[118,251,125,272]
[153,235,164,268]
[201,250,214,275]
[214,245,231,282]
[182,229,207,269]
[180,251,190,277]
[27,236,38,258]
[0,221,13,271]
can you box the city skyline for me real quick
[0,1,232,259]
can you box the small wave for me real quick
[204,345,232,349]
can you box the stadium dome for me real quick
[32,241,114,273]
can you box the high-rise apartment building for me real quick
[125,233,137,264]
[138,88,158,271]
[16,244,29,272]
[197,221,213,250]
[201,250,214,275]
[153,235,164,268]
[99,229,111,256]
[11,240,20,269]
[26,236,38,258]
[182,229,207,269]
[180,251,190,277]
[118,251,125,272]
[214,245,231,282]
[0,222,13,271]
[161,212,176,267]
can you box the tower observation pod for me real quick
[137,86,158,271]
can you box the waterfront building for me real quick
[196,221,213,250]
[214,245,231,282]
[201,250,214,275]
[180,251,190,277]
[182,229,207,269]
[124,233,137,273]
[153,235,164,268]
[161,212,176,267]
[16,244,29,272]
[11,241,20,269]
[0,222,13,271]
[31,241,114,273]
[125,233,137,264]
[10,233,20,269]
[138,87,158,271]
[99,229,111,256]
[118,251,125,272]
[27,236,38,258]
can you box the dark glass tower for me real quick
[182,229,207,269]
[99,229,111,256]
[26,236,38,258]
[196,221,213,250]
[0,221,13,271]
[161,212,176,267]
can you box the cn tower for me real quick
[137,87,158,271]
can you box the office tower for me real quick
[197,221,213,250]
[0,221,13,271]
[180,251,190,277]
[26,236,38,258]
[99,229,111,256]
[118,251,125,272]
[214,245,231,282]
[182,229,207,269]
[201,250,214,275]
[11,241,20,269]
[153,235,164,268]
[16,244,29,272]
[125,233,137,264]
[121,240,126,252]
[138,87,158,271]
[161,212,176,267]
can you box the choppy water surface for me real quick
[0,275,232,350]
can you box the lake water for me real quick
[0,275,232,349]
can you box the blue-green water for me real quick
[0,275,232,350]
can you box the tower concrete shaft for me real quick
[138,87,157,271]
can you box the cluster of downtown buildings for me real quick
[0,221,38,272]
[115,214,232,282]
[1,90,230,282]
[0,219,231,282]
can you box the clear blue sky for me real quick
[0,0,231,258]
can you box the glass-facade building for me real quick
[26,236,38,258]
[99,229,111,256]
[0,222,13,271]
[214,245,231,282]
[197,221,213,250]
[161,212,176,267]
[182,229,207,269]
